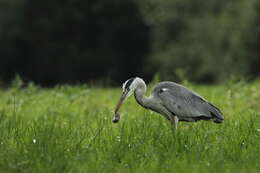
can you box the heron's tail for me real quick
[208,103,224,123]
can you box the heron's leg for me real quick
[174,116,179,130]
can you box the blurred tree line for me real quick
[0,0,260,86]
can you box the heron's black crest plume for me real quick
[124,77,136,90]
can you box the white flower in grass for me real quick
[33,139,37,144]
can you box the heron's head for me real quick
[121,77,137,98]
[113,77,144,123]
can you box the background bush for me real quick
[1,0,260,85]
[138,0,260,82]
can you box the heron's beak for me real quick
[115,92,127,113]
[113,91,128,123]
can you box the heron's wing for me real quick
[154,82,224,122]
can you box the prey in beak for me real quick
[112,90,128,123]
[112,77,136,123]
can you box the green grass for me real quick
[0,80,259,173]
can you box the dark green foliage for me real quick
[138,0,260,82]
[1,0,260,85]
[0,0,150,86]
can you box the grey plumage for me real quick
[113,77,224,128]
[152,82,224,123]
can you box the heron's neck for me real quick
[134,83,152,109]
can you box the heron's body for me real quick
[139,81,223,123]
[113,77,224,128]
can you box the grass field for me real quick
[0,80,259,173]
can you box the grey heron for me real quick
[113,77,224,129]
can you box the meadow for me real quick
[0,79,259,173]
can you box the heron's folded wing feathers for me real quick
[157,90,204,118]
[156,84,223,121]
